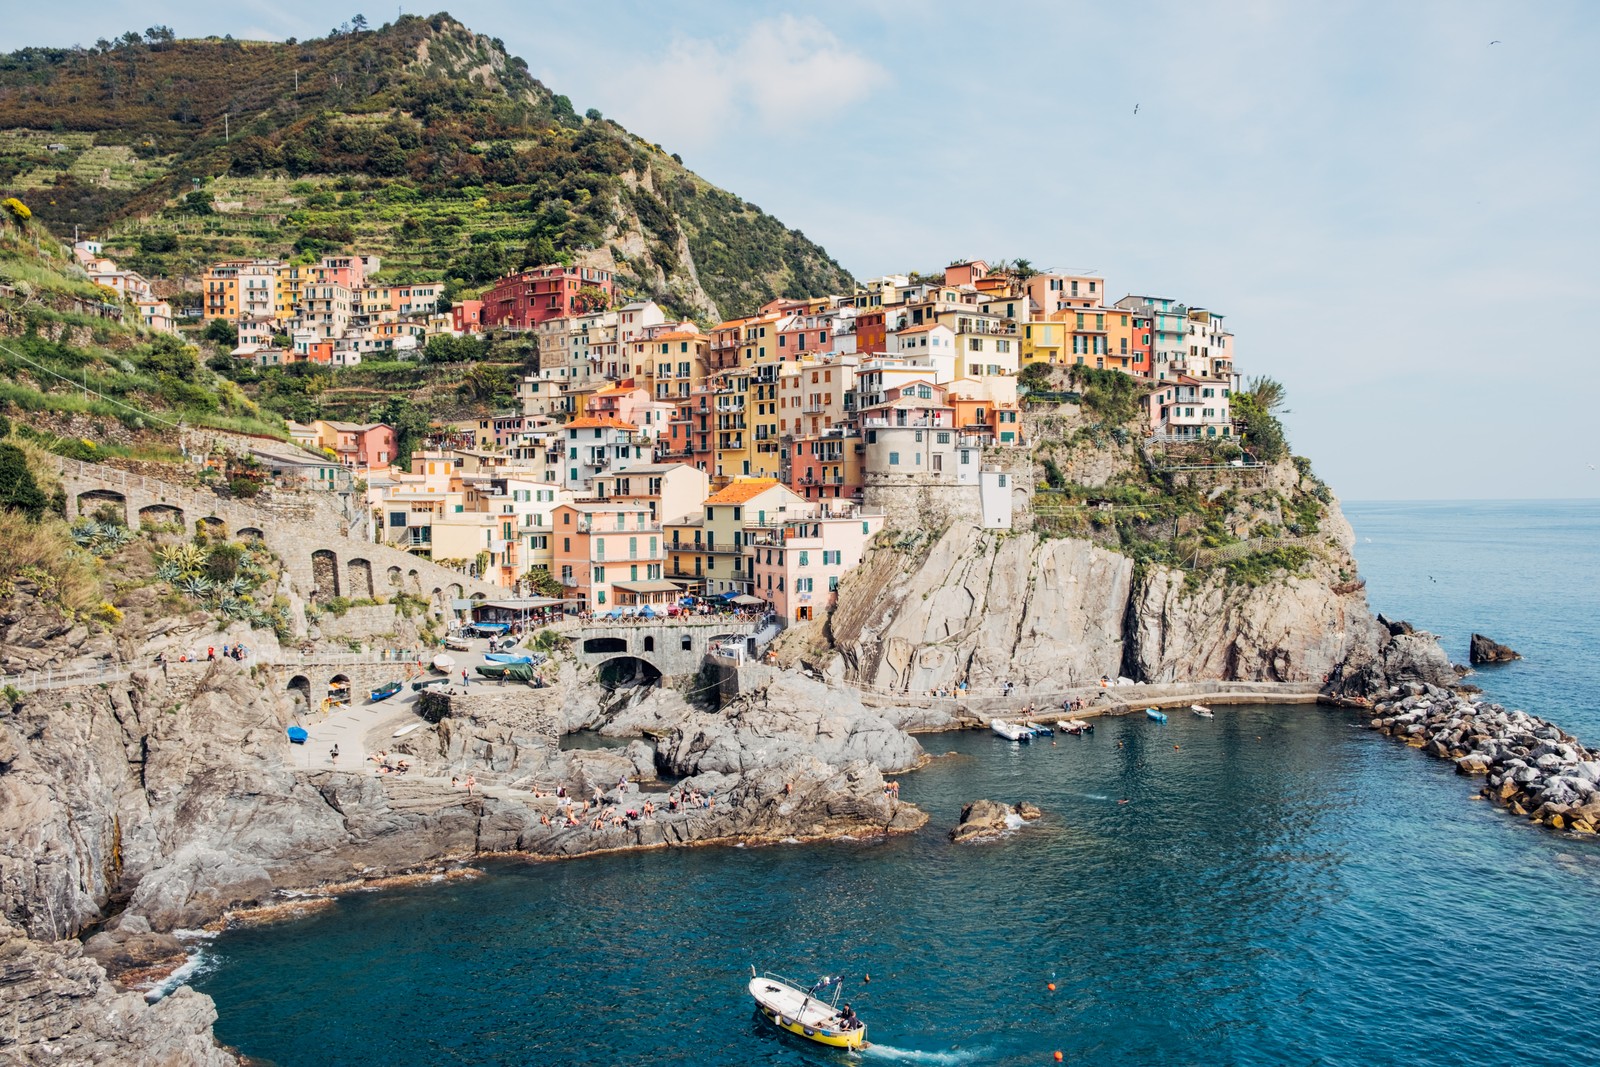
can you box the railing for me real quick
[860,418,952,429]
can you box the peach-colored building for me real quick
[550,500,667,611]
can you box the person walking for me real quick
[462,668,470,687]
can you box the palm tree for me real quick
[1244,376,1288,413]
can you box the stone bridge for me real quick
[255,653,435,716]
[568,618,761,685]
[55,459,501,616]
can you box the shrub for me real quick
[0,443,49,520]
[3,197,31,223]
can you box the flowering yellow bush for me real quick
[2,197,30,222]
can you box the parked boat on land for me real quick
[991,719,1032,742]
[747,969,866,1050]
[482,652,533,664]
[1191,704,1215,718]
[431,654,456,673]
[412,676,449,692]
[369,681,402,703]
[1145,708,1168,723]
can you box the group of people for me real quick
[370,750,411,775]
[882,780,901,799]
[157,643,249,665]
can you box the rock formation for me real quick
[949,799,1043,843]
[1469,633,1521,664]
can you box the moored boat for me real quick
[1057,718,1094,735]
[748,970,866,1050]
[1145,708,1168,723]
[369,681,402,703]
[1191,704,1215,718]
[991,718,1031,742]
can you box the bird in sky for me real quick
[1489,39,1501,45]
[1133,103,1140,115]
[1429,576,1437,583]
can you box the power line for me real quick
[0,336,184,431]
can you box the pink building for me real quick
[453,299,484,334]
[747,504,885,623]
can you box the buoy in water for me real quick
[1055,1052,1064,1062]
[1174,744,1180,750]
[863,973,871,983]
[1047,982,1056,991]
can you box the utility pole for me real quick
[224,113,229,142]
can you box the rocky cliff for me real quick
[804,474,1453,700]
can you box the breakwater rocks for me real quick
[1469,633,1521,664]
[1367,685,1600,832]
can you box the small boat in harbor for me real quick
[1191,704,1215,718]
[748,969,866,1050]
[1057,718,1094,735]
[431,654,456,673]
[1145,708,1168,724]
[369,681,403,703]
[991,719,1031,742]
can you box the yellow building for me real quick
[648,328,710,404]
[202,260,288,323]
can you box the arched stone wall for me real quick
[76,489,127,524]
[139,503,184,529]
[312,549,340,599]
[347,558,374,600]
[238,527,265,541]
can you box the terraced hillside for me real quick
[0,13,853,319]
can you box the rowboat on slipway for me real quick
[748,969,867,1049]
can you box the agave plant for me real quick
[158,544,207,577]
[219,596,250,619]
[100,525,134,551]
[155,560,183,583]
[224,575,251,598]
[177,575,213,598]
[70,521,99,547]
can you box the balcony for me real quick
[576,520,663,534]
[861,417,952,429]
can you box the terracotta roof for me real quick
[653,330,706,342]
[565,416,637,430]
[703,478,781,505]
[894,323,943,334]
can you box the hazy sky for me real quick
[11,2,1600,499]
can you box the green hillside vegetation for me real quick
[0,14,853,320]
[0,209,285,463]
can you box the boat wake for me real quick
[863,1043,989,1064]
[1071,792,1111,801]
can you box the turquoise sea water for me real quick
[193,502,1600,1067]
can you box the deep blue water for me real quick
[193,502,1600,1067]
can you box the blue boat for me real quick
[1145,708,1168,723]
[369,681,403,703]
[483,652,532,664]
[286,725,308,744]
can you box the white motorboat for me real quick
[990,718,1031,742]
[1191,704,1215,718]
[748,970,866,1050]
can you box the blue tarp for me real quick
[717,591,739,600]
[638,605,656,617]
[287,726,308,743]
[468,622,510,634]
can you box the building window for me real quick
[889,451,900,465]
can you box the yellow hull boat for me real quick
[748,970,867,1050]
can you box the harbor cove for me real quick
[1,10,1597,1067]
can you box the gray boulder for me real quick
[1469,633,1521,665]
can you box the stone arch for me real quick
[583,636,628,656]
[387,565,403,588]
[595,655,662,690]
[407,569,421,592]
[327,674,351,704]
[447,583,464,602]
[287,675,312,713]
[681,633,693,651]
[238,527,265,542]
[76,489,126,524]
[311,549,340,599]
[470,591,487,601]
[139,503,184,529]
[197,516,226,540]
[1011,487,1029,513]
[346,558,374,600]
[642,635,655,652]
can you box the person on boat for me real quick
[839,1005,859,1030]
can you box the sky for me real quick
[9,1,1600,499]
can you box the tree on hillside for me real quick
[351,14,369,32]
[423,334,483,364]
[0,444,49,521]
[140,335,198,377]
[1018,361,1054,391]
[458,363,509,405]
[370,396,432,470]
[1232,394,1288,463]
[1243,375,1289,413]
[203,317,238,347]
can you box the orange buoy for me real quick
[1047,982,1056,991]
[1174,744,1180,750]
[1055,1052,1064,1062]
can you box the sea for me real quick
[189,501,1600,1067]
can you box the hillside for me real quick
[0,13,853,320]
[0,206,284,463]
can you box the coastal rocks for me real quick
[656,672,924,777]
[1469,634,1522,665]
[0,914,238,1066]
[950,799,1043,843]
[1361,687,1599,833]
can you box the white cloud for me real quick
[596,15,888,149]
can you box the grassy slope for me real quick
[0,14,853,320]
[0,213,284,461]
